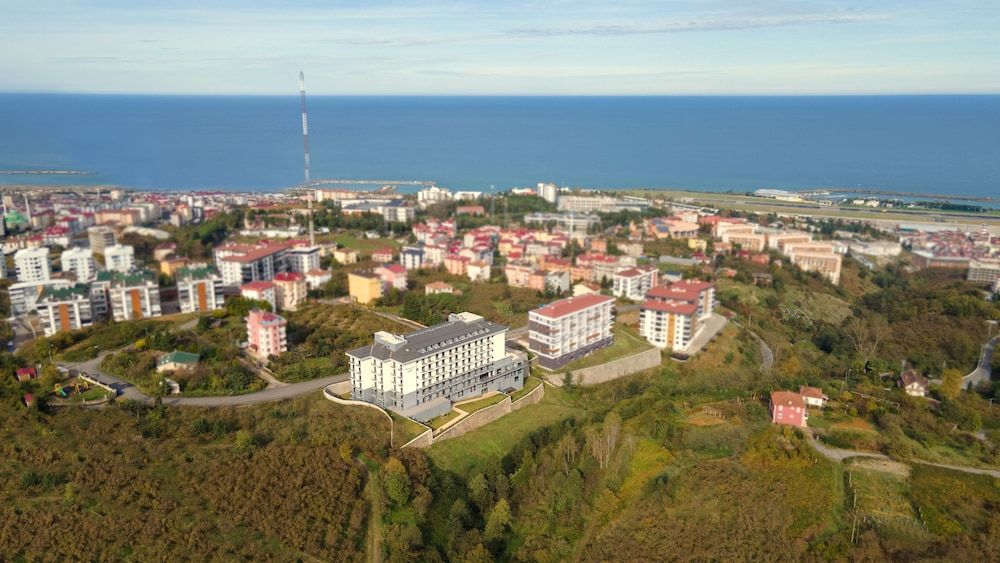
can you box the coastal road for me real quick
[963,336,998,390]
[58,354,349,407]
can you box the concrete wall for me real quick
[554,347,662,387]
[511,379,546,411]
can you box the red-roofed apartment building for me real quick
[639,279,716,353]
[241,281,277,312]
[375,263,408,292]
[528,294,615,370]
[612,265,658,301]
[770,391,808,428]
[245,308,288,362]
[273,272,306,311]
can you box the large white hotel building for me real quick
[347,312,527,421]
[528,294,616,370]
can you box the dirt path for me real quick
[364,465,384,563]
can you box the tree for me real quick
[940,368,964,400]
[845,315,890,371]
[234,430,257,458]
[467,473,491,511]
[588,411,622,469]
[382,457,412,507]
[483,498,512,543]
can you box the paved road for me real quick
[963,336,998,389]
[732,320,774,371]
[59,354,348,407]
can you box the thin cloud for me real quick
[507,12,893,37]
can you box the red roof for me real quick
[640,299,697,316]
[274,272,304,282]
[647,285,699,302]
[531,294,614,319]
[771,391,805,409]
[383,264,407,274]
[799,386,827,400]
[672,279,714,291]
[241,281,275,291]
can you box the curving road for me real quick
[59,354,348,407]
[963,336,998,390]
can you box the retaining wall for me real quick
[556,347,662,386]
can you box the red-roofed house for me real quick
[371,248,394,263]
[799,386,828,408]
[376,263,408,291]
[528,294,615,370]
[241,281,277,311]
[273,272,306,311]
[612,265,658,300]
[15,367,38,382]
[770,391,808,427]
[245,308,288,362]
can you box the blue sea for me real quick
[0,94,998,200]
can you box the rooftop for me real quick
[347,312,507,364]
[241,280,275,291]
[640,299,698,316]
[771,391,805,409]
[530,293,615,319]
[159,350,201,365]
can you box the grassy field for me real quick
[407,269,548,327]
[456,392,507,414]
[557,324,652,373]
[427,386,578,476]
[509,376,543,401]
[330,234,401,256]
[684,323,756,372]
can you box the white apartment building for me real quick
[401,246,425,270]
[273,272,307,311]
[14,247,51,282]
[528,294,615,370]
[417,185,453,207]
[104,244,136,273]
[176,265,225,313]
[8,279,72,315]
[639,300,697,352]
[612,266,658,301]
[347,312,527,421]
[241,281,278,312]
[538,182,559,204]
[285,245,321,273]
[35,283,94,336]
[107,269,162,321]
[60,247,99,282]
[87,225,117,255]
[968,259,1000,285]
[214,243,288,287]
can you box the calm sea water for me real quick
[0,94,998,199]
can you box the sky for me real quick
[1,0,998,95]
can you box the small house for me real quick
[799,386,828,408]
[899,369,929,397]
[425,281,454,295]
[156,351,201,373]
[15,367,38,382]
[770,390,808,428]
[371,248,394,263]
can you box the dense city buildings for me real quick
[529,294,616,370]
[176,265,225,313]
[245,308,288,362]
[347,312,527,421]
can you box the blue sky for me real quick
[1,0,998,94]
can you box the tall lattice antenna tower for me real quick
[300,71,315,246]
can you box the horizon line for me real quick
[2,90,1000,98]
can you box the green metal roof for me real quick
[176,265,220,281]
[39,283,90,300]
[158,350,200,365]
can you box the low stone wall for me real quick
[510,379,546,411]
[434,397,513,442]
[556,347,662,386]
[400,428,434,449]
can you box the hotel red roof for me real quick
[241,281,275,291]
[531,294,614,319]
[640,299,698,316]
